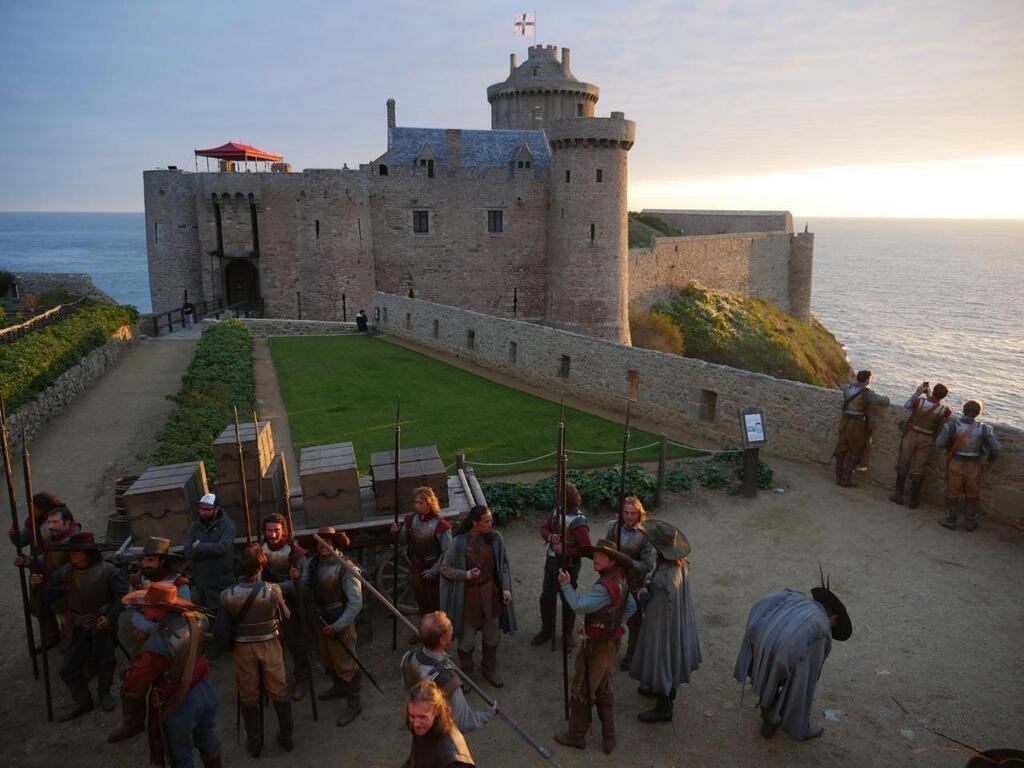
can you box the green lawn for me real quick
[269,336,698,478]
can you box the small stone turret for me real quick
[545,112,636,343]
[487,45,599,130]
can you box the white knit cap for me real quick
[198,493,217,507]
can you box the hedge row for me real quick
[152,320,255,481]
[0,302,138,411]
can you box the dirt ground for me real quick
[2,338,1021,768]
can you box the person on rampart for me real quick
[355,309,369,332]
[400,610,497,733]
[215,543,294,757]
[532,481,591,648]
[260,513,310,699]
[440,504,515,687]
[401,679,476,768]
[183,493,236,617]
[891,381,951,507]
[391,486,453,640]
[834,369,890,487]
[935,399,1001,531]
[604,496,656,671]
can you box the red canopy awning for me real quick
[194,141,284,162]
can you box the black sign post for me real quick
[738,408,768,498]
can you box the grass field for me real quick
[269,336,698,478]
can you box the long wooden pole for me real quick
[252,411,263,527]
[21,417,53,721]
[616,400,631,549]
[232,406,253,544]
[556,400,569,720]
[391,398,401,651]
[0,395,39,679]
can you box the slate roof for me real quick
[382,127,550,174]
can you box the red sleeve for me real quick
[565,525,591,559]
[434,517,452,536]
[121,650,169,694]
[174,574,190,588]
[289,541,308,562]
[540,516,551,541]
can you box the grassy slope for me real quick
[652,282,851,387]
[628,212,680,248]
[270,336,697,478]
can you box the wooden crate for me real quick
[124,462,208,544]
[216,452,290,533]
[372,444,448,514]
[300,443,362,526]
[213,420,274,483]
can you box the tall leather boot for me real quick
[481,643,503,688]
[619,627,638,672]
[553,700,590,750]
[530,598,555,646]
[840,453,858,487]
[638,693,673,723]
[963,498,980,531]
[939,497,959,530]
[200,749,223,768]
[906,474,925,509]
[562,605,577,650]
[107,691,146,742]
[59,678,94,721]
[242,704,262,758]
[889,473,907,505]
[318,672,346,700]
[97,665,117,712]
[834,452,847,486]
[595,696,617,754]
[458,650,474,674]
[273,699,294,752]
[335,672,362,727]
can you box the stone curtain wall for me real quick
[641,210,793,236]
[373,292,1024,525]
[4,324,136,452]
[11,272,116,304]
[234,318,371,337]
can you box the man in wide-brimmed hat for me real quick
[44,531,129,720]
[733,576,852,741]
[115,582,221,767]
[628,519,702,724]
[553,538,637,755]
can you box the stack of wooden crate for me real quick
[212,420,285,532]
[300,442,362,526]
[122,462,209,544]
[371,445,448,516]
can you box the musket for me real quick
[327,542,562,768]
[391,398,401,651]
[556,399,570,721]
[1,394,39,679]
[232,406,253,544]
[252,411,262,529]
[615,400,631,550]
[21,417,53,721]
[316,614,384,695]
[279,452,318,718]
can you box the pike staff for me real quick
[0,394,39,679]
[21,417,54,721]
[615,400,631,549]
[555,400,570,720]
[232,406,253,544]
[252,411,263,529]
[391,398,401,651]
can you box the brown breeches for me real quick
[233,638,288,706]
[946,459,982,499]
[570,636,619,706]
[318,624,357,683]
[897,430,936,475]
[410,559,440,616]
[836,417,868,456]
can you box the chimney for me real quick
[510,53,517,74]
[445,129,462,172]
[562,47,571,76]
[386,98,396,129]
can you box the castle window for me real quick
[517,161,524,168]
[379,164,388,176]
[577,103,583,116]
[559,355,571,378]
[466,330,475,350]
[413,210,429,234]
[487,210,503,234]
[154,222,158,244]
[525,161,531,168]
[433,319,439,338]
[357,217,362,240]
[315,219,320,239]
[596,169,603,183]
[420,159,427,166]
[508,341,517,364]
[532,67,538,76]
[427,159,434,178]
[590,223,595,241]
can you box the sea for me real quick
[1,212,1021,428]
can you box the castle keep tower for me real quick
[487,45,599,130]
[545,112,636,344]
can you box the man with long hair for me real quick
[391,486,452,629]
[402,680,476,768]
[605,495,655,671]
[260,513,310,699]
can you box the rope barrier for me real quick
[469,451,558,467]
[566,441,661,456]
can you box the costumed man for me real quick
[215,543,294,757]
[305,526,364,727]
[261,513,311,699]
[43,531,129,719]
[733,577,852,741]
[390,486,453,640]
[401,611,497,733]
[629,520,702,723]
[12,499,80,650]
[439,505,515,687]
[553,539,637,754]
[532,481,591,648]
[109,536,191,743]
[834,369,890,487]
[935,399,1001,531]
[402,680,476,768]
[605,496,656,671]
[891,381,952,508]
[117,582,221,768]
[183,493,236,615]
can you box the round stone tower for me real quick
[487,45,599,131]
[545,112,636,344]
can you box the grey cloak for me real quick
[733,589,832,740]
[439,530,517,640]
[629,560,702,692]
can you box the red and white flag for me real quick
[513,12,535,37]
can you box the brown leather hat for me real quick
[127,536,183,560]
[579,538,633,570]
[123,581,199,613]
[298,526,351,552]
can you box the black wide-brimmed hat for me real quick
[811,586,852,642]
[51,531,102,551]
[644,519,691,560]
[298,526,351,552]
[579,538,633,570]
[127,536,183,560]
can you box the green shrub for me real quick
[630,307,684,355]
[0,302,137,410]
[665,462,693,492]
[152,320,255,480]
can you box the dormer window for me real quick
[532,67,538,76]
[415,144,437,178]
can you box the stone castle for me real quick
[144,44,814,343]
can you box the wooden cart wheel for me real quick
[375,547,418,615]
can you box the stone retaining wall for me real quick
[5,324,137,452]
[234,317,375,337]
[373,292,1024,525]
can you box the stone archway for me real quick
[225,258,259,305]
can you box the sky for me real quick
[1,0,1022,217]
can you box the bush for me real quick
[153,321,255,480]
[0,302,138,411]
[630,307,684,355]
[665,463,693,492]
